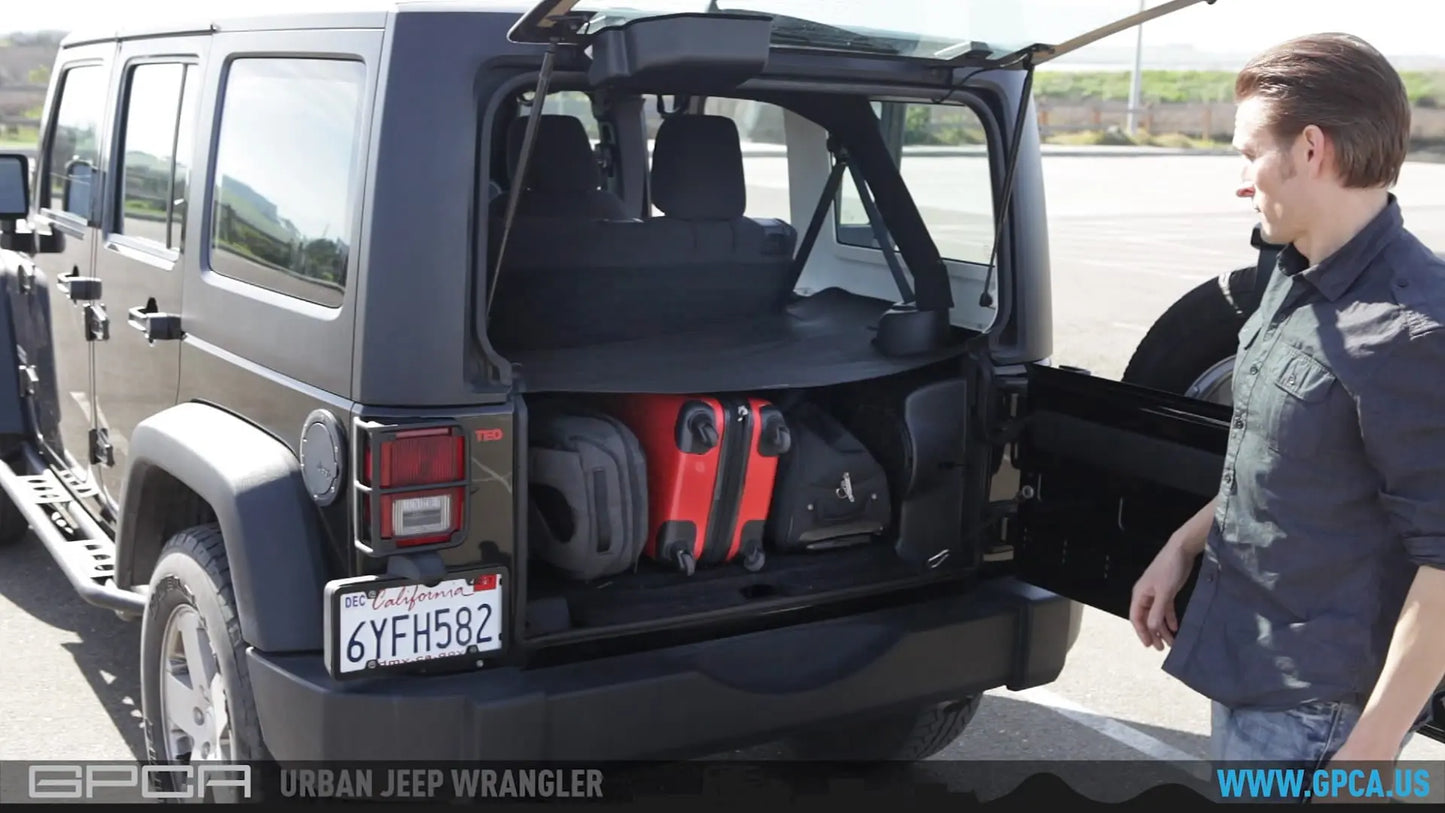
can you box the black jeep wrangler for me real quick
[1,0,1437,767]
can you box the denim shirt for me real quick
[1163,196,1445,711]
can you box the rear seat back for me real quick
[500,114,627,219]
[648,114,796,276]
[489,114,798,352]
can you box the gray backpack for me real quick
[527,404,649,582]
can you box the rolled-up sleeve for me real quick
[1356,325,1445,568]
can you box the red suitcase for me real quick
[606,394,791,575]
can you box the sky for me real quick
[0,0,1439,66]
[1103,0,1439,60]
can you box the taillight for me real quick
[357,424,468,553]
[380,429,464,488]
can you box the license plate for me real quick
[323,569,505,679]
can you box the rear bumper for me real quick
[248,578,1075,761]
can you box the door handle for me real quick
[56,270,102,302]
[127,303,183,342]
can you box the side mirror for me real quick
[62,159,95,221]
[0,153,29,226]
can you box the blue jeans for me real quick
[1211,700,1417,803]
[1211,700,1362,766]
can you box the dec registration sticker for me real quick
[324,569,505,679]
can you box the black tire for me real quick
[0,450,31,547]
[0,491,28,547]
[140,523,269,802]
[1121,265,1264,401]
[786,695,982,762]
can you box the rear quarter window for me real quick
[208,57,366,308]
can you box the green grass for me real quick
[1034,69,1445,107]
[0,124,39,152]
[1035,70,1234,104]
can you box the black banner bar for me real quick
[3,760,1443,806]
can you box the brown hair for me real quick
[1235,33,1411,188]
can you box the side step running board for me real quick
[0,447,146,615]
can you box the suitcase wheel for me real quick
[743,546,765,573]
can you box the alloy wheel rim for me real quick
[1185,356,1235,406]
[158,604,233,765]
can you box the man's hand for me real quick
[1324,566,1445,773]
[1129,541,1194,650]
[1327,736,1400,766]
[1318,738,1402,805]
[1129,497,1215,650]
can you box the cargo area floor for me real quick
[525,543,923,633]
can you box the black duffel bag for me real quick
[765,400,891,553]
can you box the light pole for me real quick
[1127,0,1145,134]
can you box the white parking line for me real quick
[1064,259,1204,281]
[1008,686,1206,770]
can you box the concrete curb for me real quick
[1039,145,1238,158]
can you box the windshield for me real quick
[522,0,1206,62]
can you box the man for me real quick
[1129,32,1445,772]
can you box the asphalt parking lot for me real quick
[4,150,1445,802]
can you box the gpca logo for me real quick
[28,764,252,800]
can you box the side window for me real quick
[44,64,107,221]
[836,102,995,266]
[116,62,197,250]
[172,67,200,245]
[210,57,366,308]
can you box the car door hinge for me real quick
[17,364,37,397]
[57,271,101,303]
[88,428,113,467]
[84,303,109,342]
[988,415,1031,446]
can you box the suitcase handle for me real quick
[814,472,882,522]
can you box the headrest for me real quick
[507,114,602,193]
[650,115,746,220]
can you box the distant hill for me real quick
[0,30,62,83]
[1046,42,1445,72]
[0,31,62,120]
